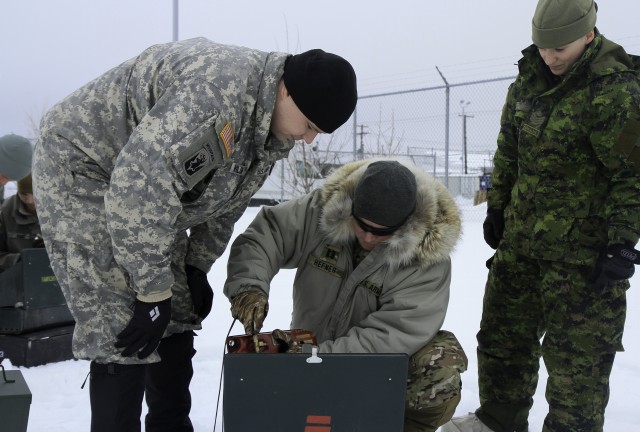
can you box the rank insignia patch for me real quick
[320,245,340,264]
[219,122,234,157]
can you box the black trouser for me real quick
[145,331,196,432]
[89,362,146,432]
[89,331,196,432]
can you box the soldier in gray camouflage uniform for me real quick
[443,1,640,432]
[225,159,468,432]
[31,38,357,432]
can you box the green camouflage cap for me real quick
[532,0,597,48]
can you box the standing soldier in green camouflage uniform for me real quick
[443,1,640,432]
[224,159,468,432]
[31,38,357,432]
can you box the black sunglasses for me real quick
[352,213,400,237]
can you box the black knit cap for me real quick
[283,49,357,133]
[353,161,417,228]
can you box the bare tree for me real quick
[278,132,346,198]
[23,101,53,143]
[370,108,404,157]
[272,109,410,201]
[355,107,404,161]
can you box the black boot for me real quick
[145,331,196,432]
[89,361,146,432]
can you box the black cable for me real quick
[0,364,16,383]
[213,318,237,432]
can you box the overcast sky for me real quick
[3,0,640,140]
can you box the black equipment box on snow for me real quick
[0,368,32,432]
[223,351,409,431]
[0,324,75,367]
[0,248,74,334]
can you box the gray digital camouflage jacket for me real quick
[489,32,640,265]
[38,38,294,302]
[224,158,462,354]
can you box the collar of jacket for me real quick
[253,51,296,161]
[521,32,601,87]
[317,158,462,269]
[519,31,634,94]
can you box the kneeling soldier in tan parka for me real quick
[225,158,468,432]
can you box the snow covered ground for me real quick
[2,200,639,431]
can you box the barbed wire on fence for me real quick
[254,71,516,221]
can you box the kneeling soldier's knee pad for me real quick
[405,330,468,410]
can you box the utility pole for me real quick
[459,100,473,175]
[356,124,369,160]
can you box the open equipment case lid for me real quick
[223,349,409,431]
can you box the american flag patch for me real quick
[219,122,234,157]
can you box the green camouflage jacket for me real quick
[488,33,640,265]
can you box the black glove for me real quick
[485,255,495,270]
[483,209,504,250]
[32,236,45,248]
[595,242,640,293]
[185,265,213,320]
[115,298,172,359]
[230,290,269,335]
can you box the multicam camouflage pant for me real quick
[32,133,200,364]
[404,330,468,432]
[476,246,627,432]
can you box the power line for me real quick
[358,34,640,94]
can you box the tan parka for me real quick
[224,158,461,354]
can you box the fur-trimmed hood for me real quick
[318,158,462,269]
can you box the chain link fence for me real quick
[254,74,517,221]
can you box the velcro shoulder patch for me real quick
[615,117,640,169]
[175,119,235,189]
[218,122,234,158]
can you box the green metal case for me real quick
[0,369,32,432]
[0,324,75,367]
[0,249,74,334]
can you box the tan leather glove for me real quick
[230,290,269,335]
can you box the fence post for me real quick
[436,66,450,188]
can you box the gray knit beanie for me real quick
[0,134,33,180]
[532,0,597,48]
[353,161,417,228]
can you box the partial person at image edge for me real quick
[0,174,44,272]
[0,133,33,205]
[442,1,640,431]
